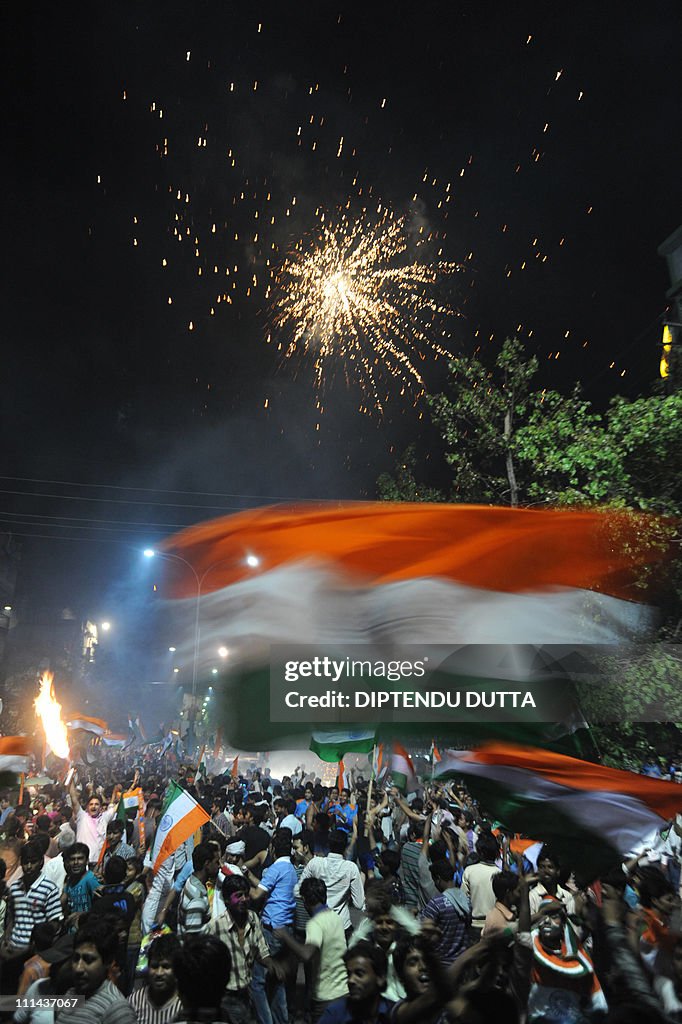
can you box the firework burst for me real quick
[271,210,462,414]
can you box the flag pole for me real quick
[364,743,376,838]
[207,818,232,840]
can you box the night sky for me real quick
[3,1,681,620]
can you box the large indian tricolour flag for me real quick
[151,781,210,873]
[156,502,669,751]
[435,744,682,878]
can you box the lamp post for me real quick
[144,549,259,754]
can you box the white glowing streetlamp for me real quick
[143,548,259,747]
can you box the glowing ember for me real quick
[34,672,71,760]
[272,209,462,414]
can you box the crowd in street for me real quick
[1,753,682,1024]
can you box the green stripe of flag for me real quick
[310,731,376,762]
[436,769,621,880]
[213,665,590,755]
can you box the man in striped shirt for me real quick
[176,842,220,937]
[207,874,282,1024]
[3,840,62,959]
[128,933,182,1024]
[419,860,471,964]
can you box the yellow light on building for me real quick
[660,323,673,379]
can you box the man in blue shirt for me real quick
[295,785,315,822]
[330,790,357,833]
[243,831,297,1024]
[0,791,14,826]
[62,843,101,927]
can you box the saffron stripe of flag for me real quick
[435,744,682,877]
[151,780,210,873]
[0,736,31,774]
[160,502,668,600]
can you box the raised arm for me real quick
[69,777,82,818]
[441,826,459,867]
[367,791,388,824]
[390,788,424,823]
[421,811,433,857]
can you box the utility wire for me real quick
[0,517,171,536]
[0,488,268,511]
[0,511,191,529]
[0,531,147,546]
[0,475,326,504]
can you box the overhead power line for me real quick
[0,510,190,529]
[0,530,144,546]
[0,517,169,537]
[0,475,325,504]
[0,488,260,512]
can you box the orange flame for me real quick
[34,672,71,760]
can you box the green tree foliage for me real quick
[379,336,682,515]
[377,338,682,758]
[577,645,682,722]
[376,444,444,503]
[587,721,682,772]
[428,337,538,507]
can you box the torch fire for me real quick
[34,672,71,760]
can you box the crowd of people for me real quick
[1,753,682,1023]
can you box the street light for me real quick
[143,547,260,750]
[101,621,111,632]
[218,646,229,658]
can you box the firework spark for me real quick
[271,210,462,413]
